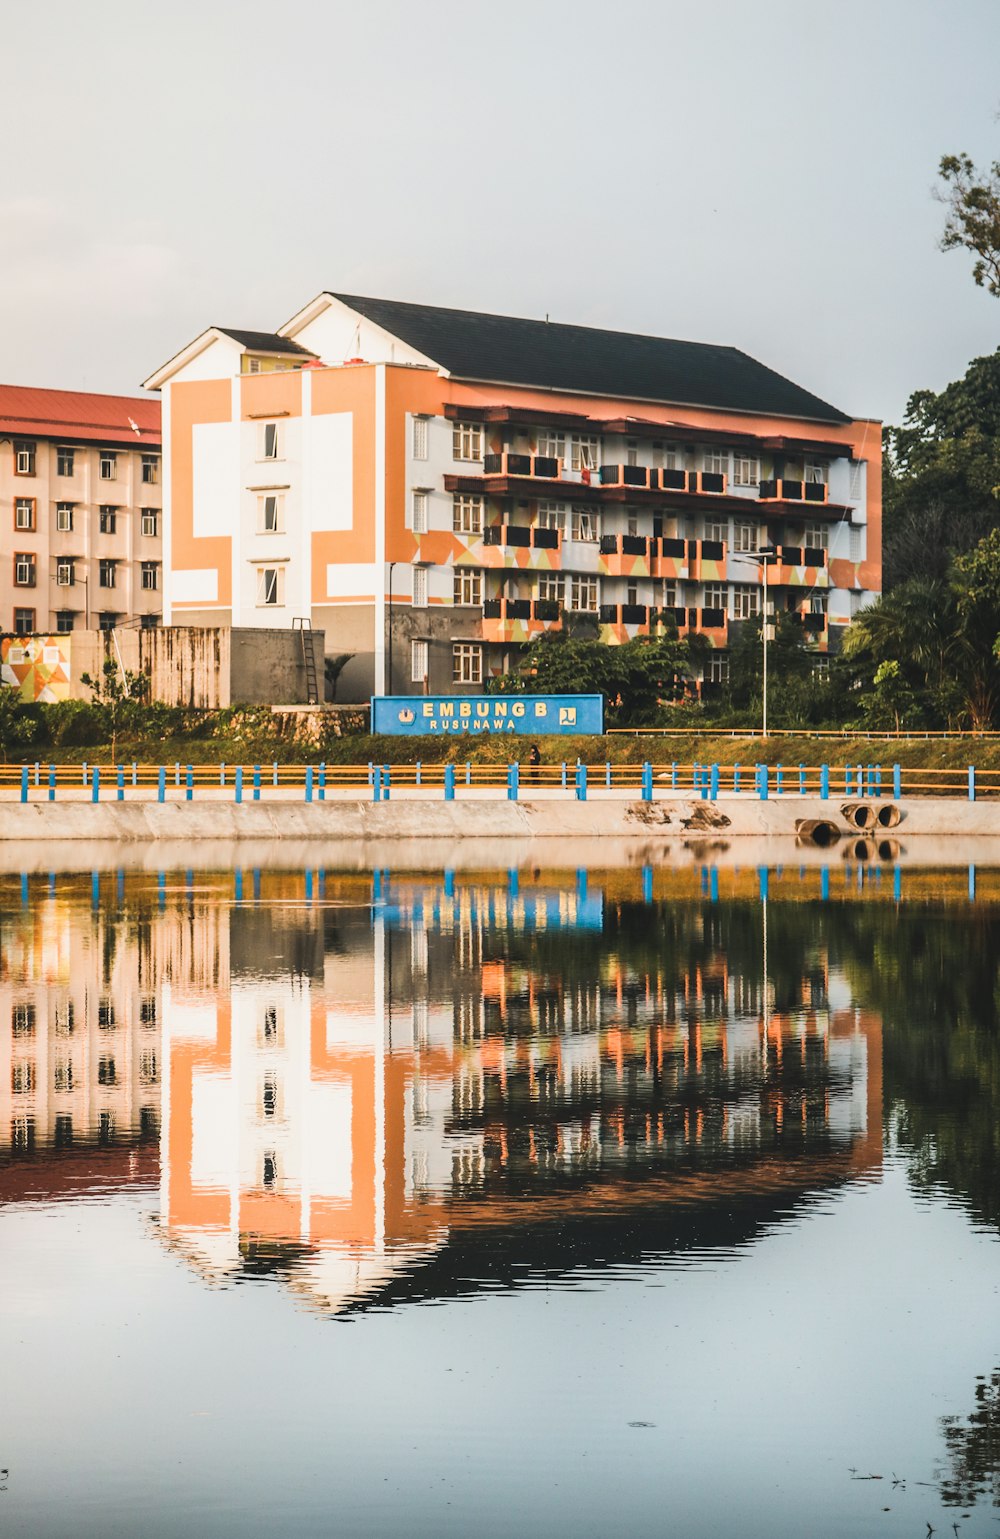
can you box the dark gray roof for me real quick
[217,328,315,356]
[327,293,851,424]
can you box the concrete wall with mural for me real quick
[1,627,325,709]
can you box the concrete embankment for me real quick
[1,794,1000,845]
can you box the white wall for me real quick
[289,297,438,370]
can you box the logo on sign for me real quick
[558,706,577,726]
[398,708,415,724]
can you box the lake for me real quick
[2,859,999,1537]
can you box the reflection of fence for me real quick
[2,759,998,802]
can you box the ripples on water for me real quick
[2,862,1000,1537]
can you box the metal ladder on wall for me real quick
[293,617,320,705]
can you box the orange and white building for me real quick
[143,297,881,699]
[0,385,161,635]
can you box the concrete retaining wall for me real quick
[0,797,997,844]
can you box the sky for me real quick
[2,0,999,425]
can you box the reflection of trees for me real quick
[940,1367,1000,1508]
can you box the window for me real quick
[11,1061,36,1095]
[258,494,281,533]
[14,553,36,587]
[569,575,599,612]
[733,521,758,553]
[141,562,159,590]
[411,639,428,683]
[626,440,638,467]
[537,429,565,464]
[256,566,283,606]
[452,494,484,534]
[708,654,730,684]
[12,1002,36,1036]
[537,573,564,602]
[452,421,483,461]
[259,422,280,461]
[733,453,759,487]
[804,523,829,550]
[705,519,727,543]
[703,447,728,476]
[454,569,483,606]
[570,507,598,542]
[56,503,74,533]
[246,357,262,374]
[412,490,428,533]
[850,526,865,562]
[57,559,75,587]
[139,1050,158,1086]
[99,506,117,534]
[54,1059,74,1093]
[57,446,74,476]
[13,608,35,635]
[141,454,159,484]
[626,582,638,606]
[413,417,429,460]
[141,510,158,538]
[570,435,600,471]
[805,461,828,485]
[704,583,728,608]
[809,593,828,614]
[14,440,35,475]
[653,442,678,470]
[626,512,639,537]
[537,501,565,531]
[98,996,115,1028]
[99,559,117,588]
[15,498,35,531]
[99,450,117,480]
[55,611,75,633]
[140,997,157,1026]
[731,584,760,619]
[662,580,677,607]
[98,612,119,632]
[452,643,483,684]
[412,566,428,608]
[98,1056,117,1086]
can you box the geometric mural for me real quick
[1,635,72,701]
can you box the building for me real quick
[0,385,162,636]
[143,298,881,700]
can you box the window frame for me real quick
[732,453,759,487]
[98,558,117,589]
[703,447,728,476]
[536,429,565,464]
[55,610,76,633]
[569,575,599,613]
[452,642,483,685]
[14,440,36,476]
[570,507,599,543]
[99,506,118,535]
[412,490,428,533]
[412,566,428,608]
[14,497,35,532]
[258,422,281,462]
[570,435,600,472]
[257,494,282,534]
[56,446,75,477]
[703,582,728,609]
[56,503,75,533]
[733,520,759,553]
[141,454,159,485]
[804,522,829,550]
[536,501,565,532]
[99,449,118,481]
[13,607,35,635]
[730,583,760,620]
[412,417,429,460]
[255,565,283,607]
[13,552,36,587]
[453,568,483,607]
[536,572,565,603]
[452,494,484,535]
[452,421,483,462]
[411,639,428,683]
[140,562,160,591]
[140,510,158,538]
[56,558,75,587]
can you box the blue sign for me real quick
[371,694,604,736]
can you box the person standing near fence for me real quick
[528,743,541,786]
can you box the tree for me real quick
[938,152,1000,297]
[80,660,150,761]
[0,683,34,762]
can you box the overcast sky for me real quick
[2,0,999,424]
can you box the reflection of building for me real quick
[0,869,882,1312]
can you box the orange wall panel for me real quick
[171,379,233,606]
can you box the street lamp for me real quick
[759,544,778,737]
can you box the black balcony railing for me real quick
[534,456,560,479]
[661,536,687,559]
[700,472,725,495]
[701,539,725,561]
[507,526,530,547]
[781,479,804,500]
[599,603,618,623]
[533,598,562,621]
[802,612,827,633]
[599,534,617,554]
[660,468,688,491]
[701,606,726,628]
[621,604,648,625]
[621,534,648,555]
[483,599,502,619]
[803,547,826,567]
[804,481,827,502]
[483,453,504,473]
[482,452,561,478]
[507,598,532,620]
[599,464,649,487]
[532,526,559,549]
[662,605,689,627]
[780,545,803,564]
[483,525,502,546]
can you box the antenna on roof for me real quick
[545,313,549,323]
[127,416,140,437]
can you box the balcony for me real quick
[479,523,563,571]
[758,478,829,505]
[686,538,728,582]
[598,532,654,576]
[482,595,563,643]
[599,603,650,632]
[599,464,656,490]
[668,606,729,644]
[655,535,690,580]
[796,608,830,653]
[482,452,561,480]
[760,544,829,588]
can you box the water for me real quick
[2,861,1000,1537]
